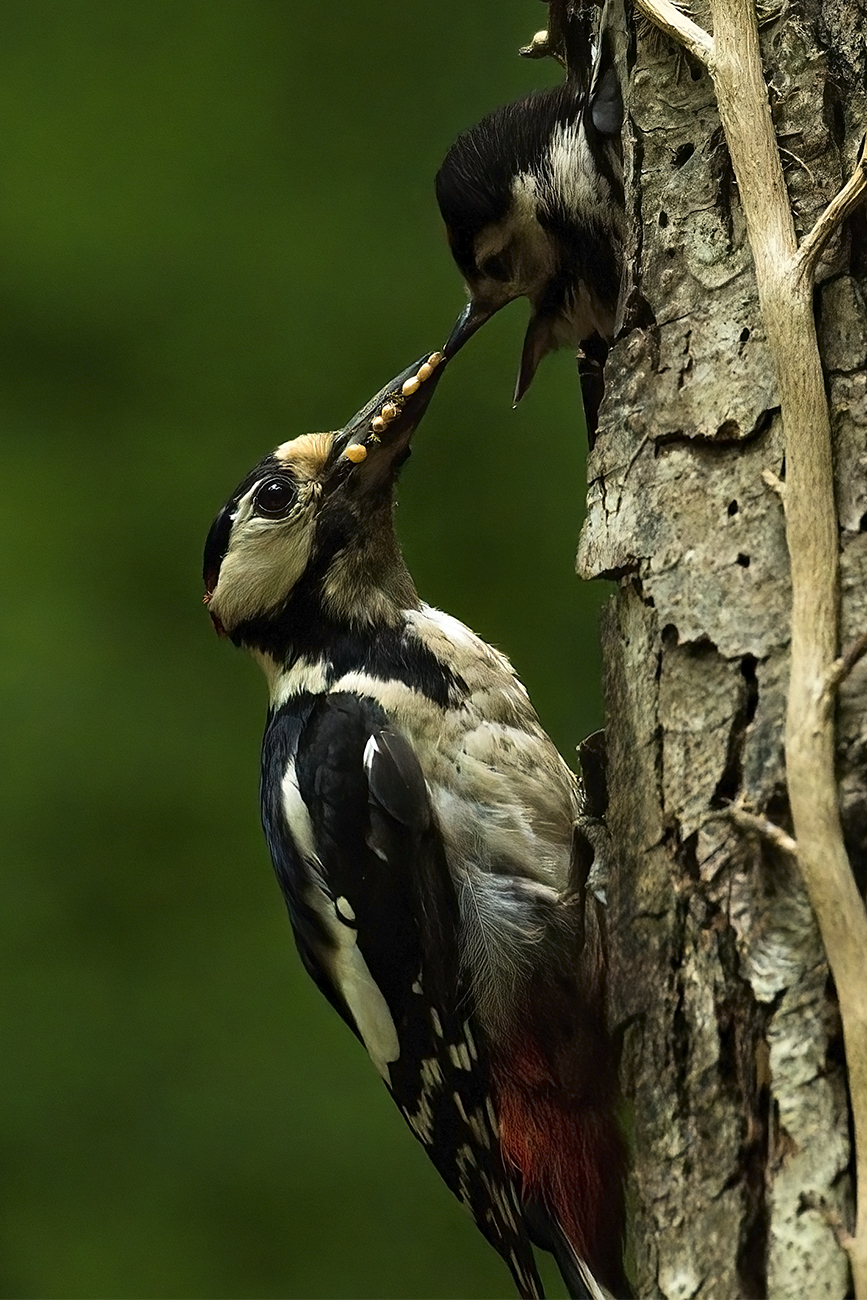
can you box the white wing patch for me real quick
[306,880,400,1080]
[281,761,321,865]
[281,759,400,1080]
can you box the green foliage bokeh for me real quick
[0,3,606,1297]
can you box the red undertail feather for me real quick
[493,1035,626,1294]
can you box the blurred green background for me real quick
[0,3,607,1297]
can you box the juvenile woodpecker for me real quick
[436,44,624,408]
[203,354,626,1300]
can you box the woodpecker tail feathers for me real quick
[523,1200,608,1299]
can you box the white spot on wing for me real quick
[363,734,380,774]
[335,895,356,923]
[468,1108,491,1149]
[403,1056,445,1144]
[448,1042,472,1071]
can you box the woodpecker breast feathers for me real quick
[203,353,627,1299]
[436,25,625,408]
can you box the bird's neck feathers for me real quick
[241,497,419,689]
[318,498,418,628]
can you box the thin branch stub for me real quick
[798,135,867,282]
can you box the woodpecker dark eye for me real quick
[480,254,510,281]
[254,477,295,518]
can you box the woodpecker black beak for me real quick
[443,298,503,359]
[329,351,448,490]
[513,311,555,407]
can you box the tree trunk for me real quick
[577,1,867,1295]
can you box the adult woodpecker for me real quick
[436,36,624,411]
[203,353,627,1300]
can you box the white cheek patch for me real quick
[511,169,541,219]
[472,174,557,300]
[210,491,317,630]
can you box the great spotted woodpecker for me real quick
[203,354,626,1299]
[436,31,624,412]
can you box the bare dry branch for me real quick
[633,0,713,65]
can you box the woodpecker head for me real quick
[202,352,446,655]
[436,73,623,404]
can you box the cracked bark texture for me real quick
[576,1,867,1295]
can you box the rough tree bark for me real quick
[570,1,867,1295]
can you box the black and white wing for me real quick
[260,690,546,1300]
